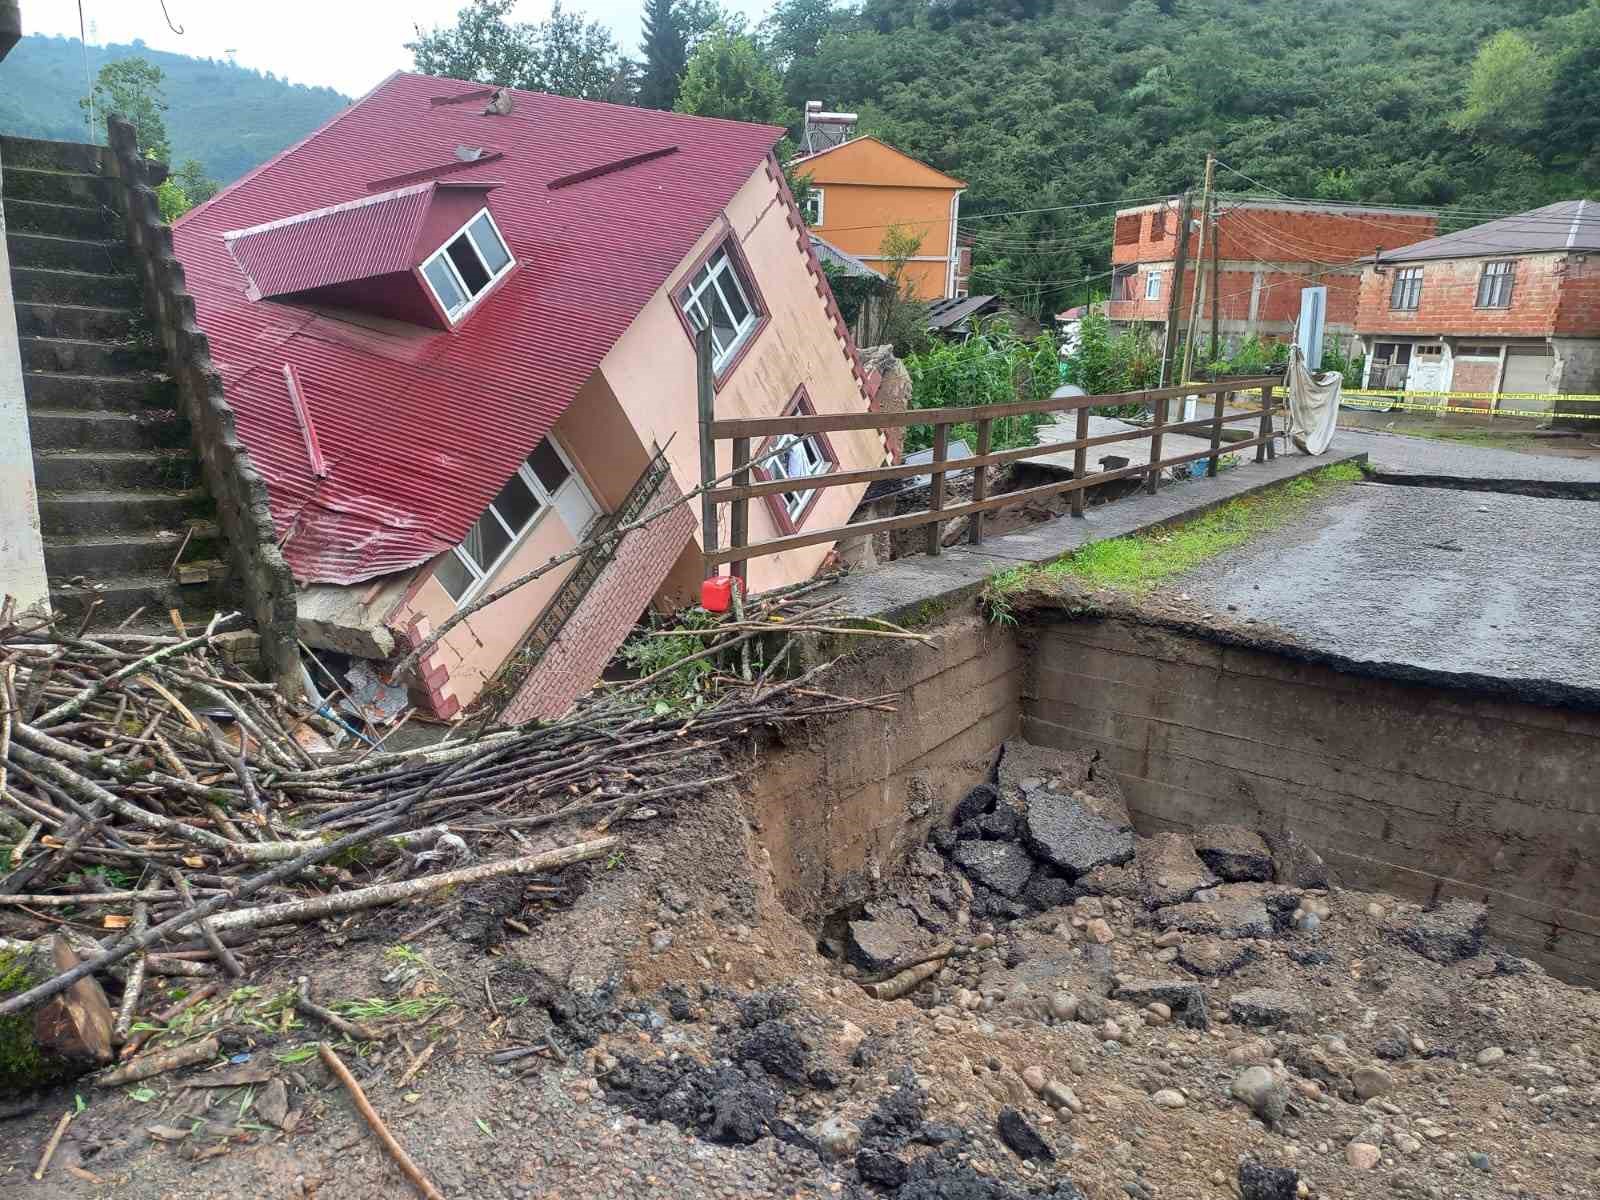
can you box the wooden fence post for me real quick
[1207,386,1226,477]
[1258,385,1275,461]
[730,436,750,585]
[1071,405,1089,518]
[926,422,949,556]
[1147,389,1166,495]
[695,327,718,579]
[969,418,991,545]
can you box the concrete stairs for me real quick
[4,134,232,630]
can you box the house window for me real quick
[803,187,824,227]
[1114,214,1141,245]
[753,390,838,531]
[1144,271,1162,301]
[1150,208,1168,239]
[1476,260,1515,308]
[434,439,575,605]
[677,241,762,372]
[420,208,513,323]
[1389,266,1423,311]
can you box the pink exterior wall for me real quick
[389,503,581,712]
[597,159,880,596]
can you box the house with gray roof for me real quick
[1353,200,1599,412]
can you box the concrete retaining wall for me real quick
[748,611,1020,923]
[1021,616,1600,985]
[104,118,300,698]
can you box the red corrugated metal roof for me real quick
[225,181,491,300]
[174,72,782,585]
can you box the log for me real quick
[96,1035,219,1087]
[0,935,114,1090]
[205,837,621,933]
[861,956,946,1001]
[319,1042,444,1200]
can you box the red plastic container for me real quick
[700,575,741,613]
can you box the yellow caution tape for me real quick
[1339,399,1600,420]
[1346,388,1600,402]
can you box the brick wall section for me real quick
[1024,618,1600,986]
[104,117,301,698]
[1554,255,1600,336]
[499,475,696,724]
[1355,253,1576,337]
[396,615,461,720]
[1108,202,1437,334]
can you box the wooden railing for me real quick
[693,332,1278,579]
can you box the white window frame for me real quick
[803,187,825,227]
[678,243,761,372]
[419,207,514,325]
[1475,260,1514,309]
[767,432,833,522]
[1390,266,1423,311]
[436,437,587,607]
[1144,271,1162,301]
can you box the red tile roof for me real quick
[174,73,782,584]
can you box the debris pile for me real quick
[0,596,896,1090]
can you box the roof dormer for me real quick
[223,179,513,329]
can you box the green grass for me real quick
[983,461,1364,617]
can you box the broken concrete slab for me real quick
[952,783,999,825]
[1022,866,1074,912]
[847,913,927,973]
[1195,824,1275,883]
[1384,899,1489,964]
[1137,832,1218,907]
[1075,861,1141,900]
[1228,987,1313,1031]
[1023,790,1135,879]
[978,806,1021,841]
[1263,830,1330,889]
[951,839,1034,899]
[1178,939,1258,977]
[1156,886,1274,940]
[1112,977,1210,1030]
[996,738,1094,801]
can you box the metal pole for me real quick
[1158,192,1194,391]
[695,327,718,579]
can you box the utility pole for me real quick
[1158,191,1194,390]
[1179,152,1216,387]
[1208,189,1221,373]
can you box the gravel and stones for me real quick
[1112,978,1209,1030]
[1228,988,1313,1031]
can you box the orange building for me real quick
[790,136,966,302]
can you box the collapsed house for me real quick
[168,73,886,722]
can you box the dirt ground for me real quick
[3,722,1598,1200]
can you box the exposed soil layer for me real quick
[2,730,1596,1200]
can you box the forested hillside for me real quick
[772,0,1600,316]
[0,35,348,182]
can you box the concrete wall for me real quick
[746,611,1021,923]
[0,139,50,613]
[1021,617,1600,985]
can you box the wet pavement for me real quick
[1337,428,1600,485]
[1180,479,1600,695]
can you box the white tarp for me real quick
[1283,343,1342,455]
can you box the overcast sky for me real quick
[24,0,775,97]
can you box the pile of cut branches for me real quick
[0,587,904,1069]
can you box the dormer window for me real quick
[421,209,513,322]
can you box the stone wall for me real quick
[1021,616,1600,985]
[104,118,300,698]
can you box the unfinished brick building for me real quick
[1105,199,1438,352]
[1353,199,1600,409]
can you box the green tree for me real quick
[1452,30,1553,140]
[155,160,218,223]
[674,24,788,125]
[638,0,688,109]
[408,0,625,101]
[762,0,844,71]
[83,57,170,161]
